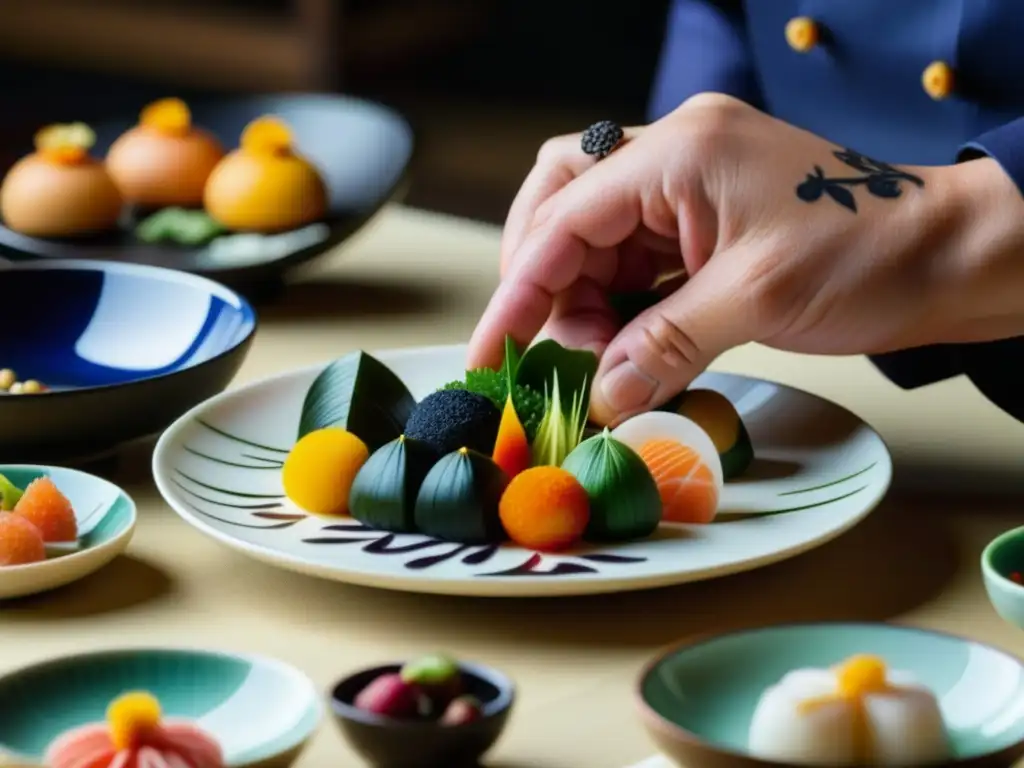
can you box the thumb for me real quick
[589,255,755,425]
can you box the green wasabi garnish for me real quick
[136,207,226,246]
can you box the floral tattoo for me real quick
[796,148,924,213]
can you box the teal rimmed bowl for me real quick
[0,648,321,767]
[0,465,135,599]
[637,622,1024,768]
[982,526,1024,629]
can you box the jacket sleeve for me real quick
[949,124,1024,420]
[648,0,763,121]
[957,116,1024,184]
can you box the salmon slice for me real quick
[638,439,720,524]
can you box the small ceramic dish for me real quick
[982,526,1024,629]
[0,647,321,767]
[329,660,515,767]
[637,622,1024,768]
[0,464,135,599]
[0,259,256,465]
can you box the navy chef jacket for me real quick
[650,0,1024,422]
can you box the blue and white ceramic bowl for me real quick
[0,260,256,464]
[0,464,136,599]
[0,648,321,767]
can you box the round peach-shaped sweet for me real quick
[0,123,123,238]
[203,115,328,233]
[106,98,225,207]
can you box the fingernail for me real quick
[599,360,658,413]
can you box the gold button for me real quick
[922,61,954,100]
[786,17,819,53]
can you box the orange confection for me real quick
[499,466,589,552]
[637,439,719,524]
[106,97,226,207]
[13,476,78,542]
[203,115,327,233]
[0,512,46,566]
[0,122,123,238]
[492,396,531,479]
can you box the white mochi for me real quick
[748,665,951,765]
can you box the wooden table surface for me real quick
[5,205,1024,768]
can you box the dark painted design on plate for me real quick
[171,420,880,576]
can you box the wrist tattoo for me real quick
[796,148,924,213]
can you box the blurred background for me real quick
[0,0,668,224]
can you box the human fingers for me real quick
[588,249,759,426]
[468,149,648,369]
[501,127,642,276]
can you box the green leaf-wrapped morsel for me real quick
[414,448,509,544]
[298,351,417,452]
[349,436,439,533]
[562,429,661,542]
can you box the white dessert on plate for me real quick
[748,654,950,765]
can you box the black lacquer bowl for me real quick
[329,660,515,768]
[0,93,414,291]
[0,260,256,465]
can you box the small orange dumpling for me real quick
[203,116,327,233]
[0,123,123,237]
[106,97,225,207]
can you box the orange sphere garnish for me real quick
[499,466,590,552]
[34,123,96,165]
[107,691,162,750]
[241,116,294,156]
[140,97,192,136]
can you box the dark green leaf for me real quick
[349,437,437,532]
[414,450,508,544]
[514,339,599,410]
[298,351,417,452]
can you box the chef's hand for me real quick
[468,93,1014,425]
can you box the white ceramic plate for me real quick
[152,344,892,597]
[0,465,136,600]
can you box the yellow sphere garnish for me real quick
[282,427,370,516]
[34,122,96,164]
[140,97,192,136]
[241,116,294,156]
[836,654,889,698]
[107,691,162,750]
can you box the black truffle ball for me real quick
[404,390,502,456]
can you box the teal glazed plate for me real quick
[637,622,1024,768]
[152,343,893,598]
[0,465,135,599]
[0,648,321,767]
[982,526,1024,629]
